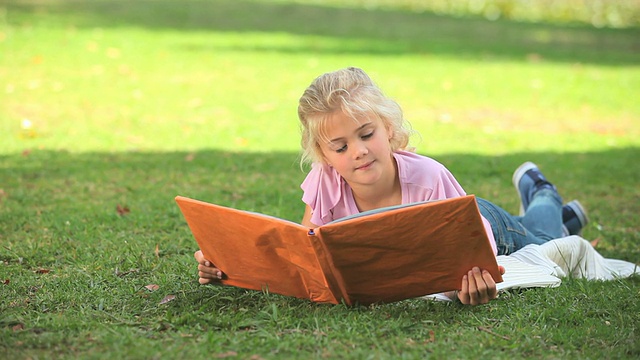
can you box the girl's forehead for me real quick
[325,111,377,129]
[317,112,380,144]
[322,113,365,133]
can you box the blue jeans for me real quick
[477,189,563,255]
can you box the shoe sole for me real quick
[512,161,538,216]
[566,199,590,229]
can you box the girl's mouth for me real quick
[356,161,374,170]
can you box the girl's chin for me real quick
[350,172,382,185]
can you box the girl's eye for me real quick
[336,145,347,153]
[361,132,374,140]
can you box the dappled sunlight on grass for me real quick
[2,1,638,155]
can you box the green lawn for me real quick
[1,1,639,359]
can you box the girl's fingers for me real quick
[472,267,496,305]
[198,264,222,279]
[467,268,480,305]
[195,250,223,281]
[483,270,498,300]
[458,275,471,304]
[473,268,488,293]
[459,267,500,305]
[194,250,214,266]
[194,250,205,263]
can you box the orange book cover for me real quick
[175,195,502,305]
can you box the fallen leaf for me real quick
[22,149,31,156]
[12,323,24,331]
[427,330,435,343]
[116,204,130,216]
[145,284,159,292]
[590,237,601,248]
[185,153,196,162]
[159,294,175,305]
[155,244,160,258]
[0,189,6,201]
[2,279,9,285]
[35,268,50,274]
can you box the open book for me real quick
[175,195,502,305]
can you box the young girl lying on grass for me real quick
[195,67,601,306]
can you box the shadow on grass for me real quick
[1,147,638,262]
[5,0,640,65]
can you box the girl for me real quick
[195,67,588,305]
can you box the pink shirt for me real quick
[301,150,497,255]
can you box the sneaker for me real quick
[512,161,557,215]
[562,200,589,236]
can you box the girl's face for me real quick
[318,111,396,189]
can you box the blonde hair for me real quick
[298,67,413,166]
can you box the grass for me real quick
[1,0,639,359]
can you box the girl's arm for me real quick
[301,204,319,228]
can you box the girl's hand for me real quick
[194,250,223,285]
[456,265,506,305]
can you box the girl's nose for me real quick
[352,141,368,159]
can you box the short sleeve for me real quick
[300,163,344,226]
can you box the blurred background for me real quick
[1,0,639,156]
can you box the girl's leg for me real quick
[519,188,563,240]
[513,161,587,235]
[512,162,564,240]
[477,198,550,255]
[479,162,570,255]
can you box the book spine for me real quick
[308,229,351,306]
